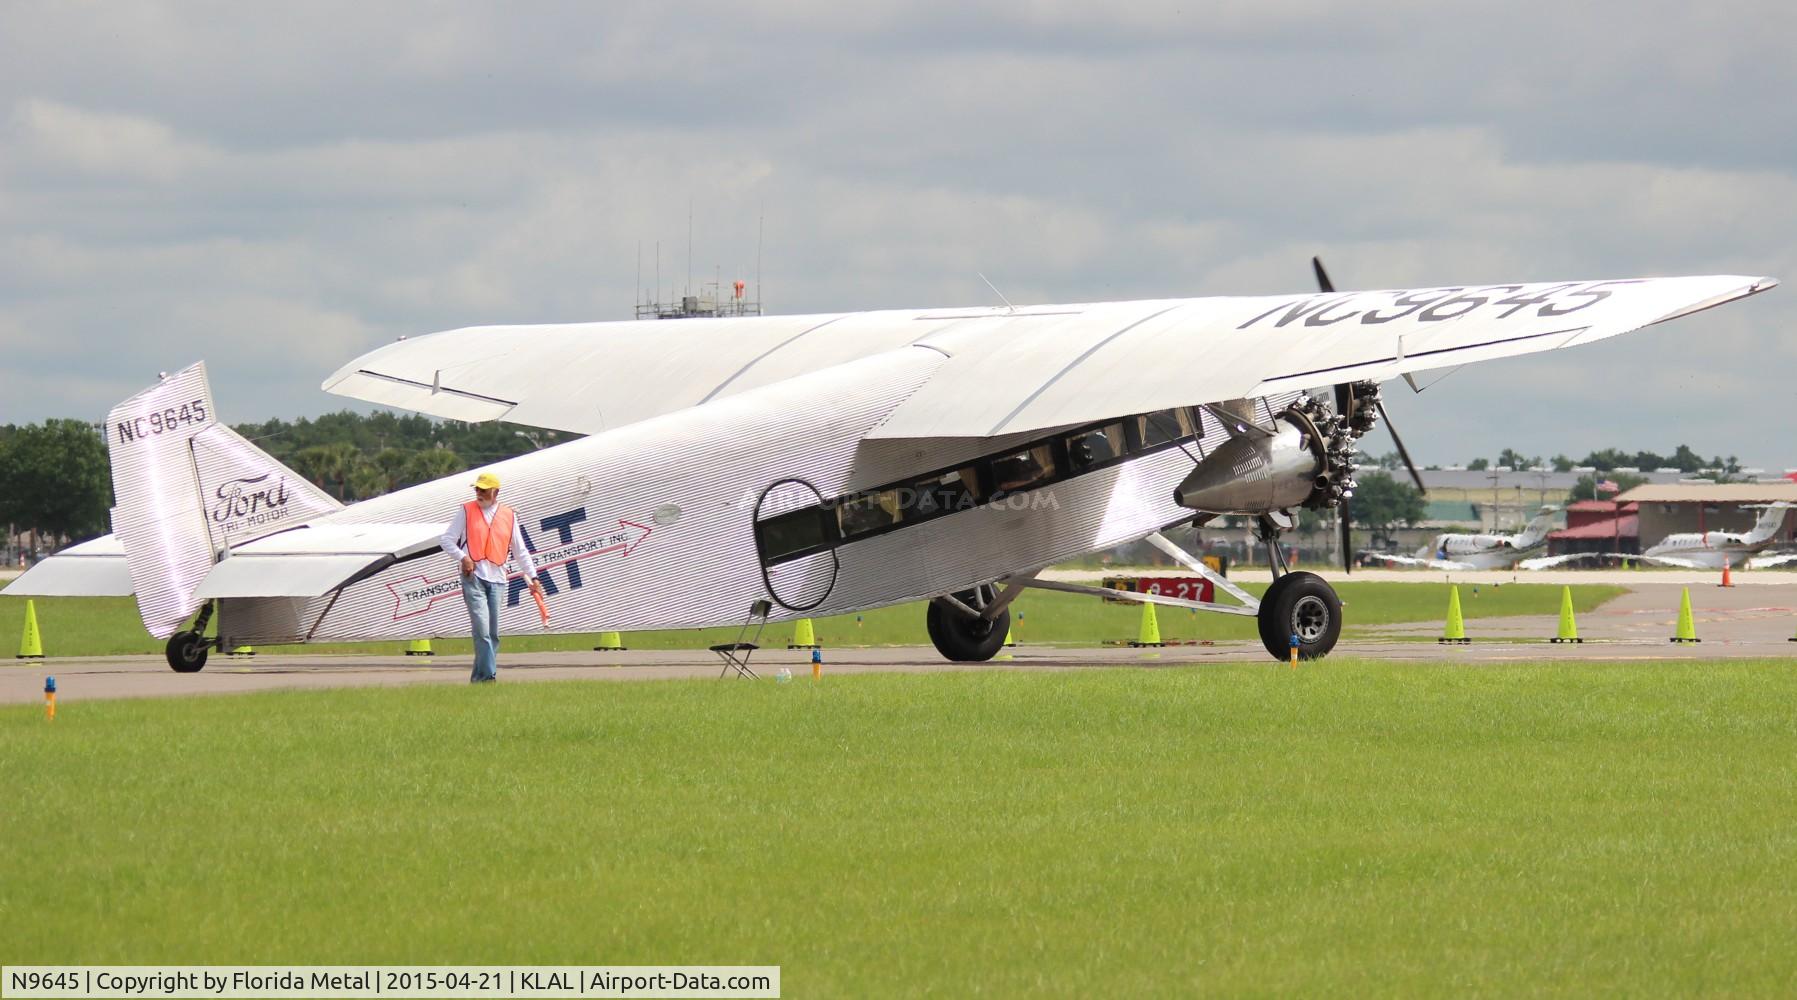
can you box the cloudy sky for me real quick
[2,2,1793,468]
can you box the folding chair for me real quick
[712,599,773,679]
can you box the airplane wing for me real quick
[322,310,935,435]
[1747,552,1797,569]
[322,274,1774,438]
[871,274,1775,438]
[1516,552,1616,571]
[1361,552,1478,571]
[1517,551,1706,570]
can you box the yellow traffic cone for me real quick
[1549,585,1582,643]
[1129,602,1164,647]
[1438,586,1470,644]
[227,644,256,657]
[592,631,626,651]
[405,638,434,657]
[1671,588,1700,643]
[1004,623,1017,647]
[16,599,44,659]
[787,618,819,650]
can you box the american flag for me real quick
[1596,479,1620,495]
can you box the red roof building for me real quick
[1548,501,1639,555]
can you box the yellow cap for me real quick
[472,472,502,490]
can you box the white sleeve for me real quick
[512,517,539,580]
[441,511,467,561]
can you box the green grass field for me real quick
[4,661,1796,994]
[1,582,1622,658]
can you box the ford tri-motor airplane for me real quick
[1365,507,1560,571]
[5,270,1777,667]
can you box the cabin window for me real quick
[1066,424,1125,472]
[757,507,832,563]
[990,445,1057,494]
[837,490,905,538]
[1133,409,1195,450]
[908,467,981,518]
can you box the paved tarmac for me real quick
[4,581,1794,706]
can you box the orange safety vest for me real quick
[463,501,515,566]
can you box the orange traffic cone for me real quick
[1719,559,1734,588]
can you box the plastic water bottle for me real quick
[776,668,792,684]
[44,675,56,721]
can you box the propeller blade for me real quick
[1375,398,1427,495]
[1313,255,1357,572]
[1338,500,1353,573]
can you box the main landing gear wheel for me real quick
[165,630,210,673]
[926,587,1011,662]
[1256,571,1341,661]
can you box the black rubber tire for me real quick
[165,631,209,673]
[926,594,1011,662]
[1256,571,1341,661]
[1255,573,1298,658]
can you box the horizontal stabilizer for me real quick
[191,522,444,599]
[2,534,133,597]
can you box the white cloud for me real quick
[0,1,1792,468]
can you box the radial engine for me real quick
[1174,384,1380,516]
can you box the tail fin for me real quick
[107,363,342,637]
[1745,502,1791,544]
[1514,507,1559,549]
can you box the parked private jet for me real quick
[1364,507,1559,571]
[1521,502,1793,570]
[5,272,1776,666]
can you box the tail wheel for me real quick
[165,631,210,673]
[1256,571,1341,661]
[926,587,1010,662]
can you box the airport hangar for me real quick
[1544,482,1797,557]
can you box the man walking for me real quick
[441,471,544,683]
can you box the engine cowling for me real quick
[1175,410,1325,514]
[1174,397,1362,515]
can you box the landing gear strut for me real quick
[926,583,1013,662]
[165,603,215,673]
[1250,514,1341,660]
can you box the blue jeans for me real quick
[461,575,503,682]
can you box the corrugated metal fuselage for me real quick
[221,349,1211,645]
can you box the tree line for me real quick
[1,412,577,548]
[1457,445,1742,475]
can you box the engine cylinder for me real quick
[1174,415,1324,514]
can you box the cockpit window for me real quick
[1135,409,1194,449]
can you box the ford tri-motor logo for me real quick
[212,473,292,529]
